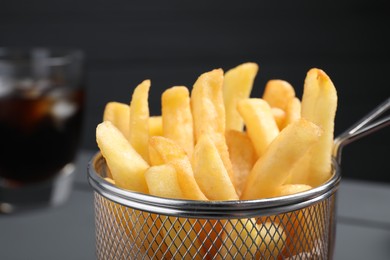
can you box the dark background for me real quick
[1,0,389,182]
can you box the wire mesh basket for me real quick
[88,97,389,259]
[88,153,340,259]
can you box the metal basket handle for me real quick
[333,97,390,164]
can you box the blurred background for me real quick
[1,0,389,182]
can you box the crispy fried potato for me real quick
[145,164,183,199]
[276,184,312,196]
[210,133,236,188]
[285,155,311,184]
[149,115,163,136]
[262,79,295,110]
[104,177,115,185]
[103,102,130,141]
[272,107,286,130]
[129,79,151,163]
[190,68,235,185]
[191,68,225,139]
[193,134,238,201]
[283,97,301,128]
[226,130,257,197]
[103,102,161,142]
[162,86,194,156]
[237,98,279,158]
[241,119,322,200]
[301,68,338,186]
[149,136,207,200]
[223,62,258,131]
[96,121,149,193]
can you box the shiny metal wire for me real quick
[88,153,339,259]
[88,97,389,259]
[93,193,337,259]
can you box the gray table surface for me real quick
[1,150,389,260]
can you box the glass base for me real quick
[0,163,75,214]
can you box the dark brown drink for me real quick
[0,88,84,184]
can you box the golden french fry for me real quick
[104,177,115,184]
[103,102,161,141]
[223,62,258,131]
[191,68,225,139]
[211,133,236,188]
[237,98,279,158]
[190,68,235,185]
[145,164,184,199]
[148,145,165,166]
[162,86,194,157]
[149,136,207,200]
[149,135,187,163]
[262,79,295,110]
[225,130,257,197]
[149,115,163,136]
[301,68,338,186]
[103,162,113,179]
[283,97,301,128]
[193,134,238,201]
[96,121,149,193]
[276,184,312,196]
[241,119,322,200]
[103,102,131,141]
[272,107,286,130]
[129,79,151,163]
[285,155,311,184]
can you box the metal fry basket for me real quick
[88,153,339,259]
[88,98,389,260]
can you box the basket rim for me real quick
[87,152,341,219]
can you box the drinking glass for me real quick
[0,48,85,213]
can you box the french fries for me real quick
[149,136,207,200]
[162,86,194,157]
[241,119,322,200]
[191,69,225,139]
[96,121,149,193]
[284,97,301,128]
[193,134,238,201]
[103,102,163,140]
[302,69,338,186]
[129,79,151,163]
[149,115,163,136]
[237,98,279,158]
[145,164,183,199]
[272,107,286,130]
[262,79,295,110]
[190,68,235,187]
[287,69,337,186]
[95,63,338,259]
[103,102,131,141]
[225,130,257,197]
[223,62,258,131]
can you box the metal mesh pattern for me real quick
[93,192,336,259]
